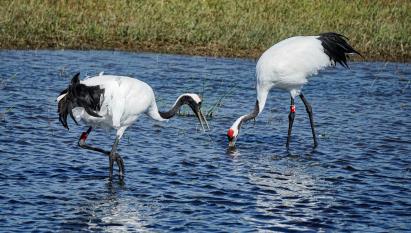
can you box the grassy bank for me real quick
[0,0,409,61]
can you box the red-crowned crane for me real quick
[227,32,361,149]
[57,73,209,179]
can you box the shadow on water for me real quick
[0,50,410,232]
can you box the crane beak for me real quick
[195,108,210,131]
[187,99,209,132]
[228,136,237,148]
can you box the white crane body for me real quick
[57,73,208,179]
[228,32,361,148]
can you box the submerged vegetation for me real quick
[0,0,409,61]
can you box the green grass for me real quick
[0,0,409,61]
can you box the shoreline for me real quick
[1,44,408,63]
[1,0,409,63]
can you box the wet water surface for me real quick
[0,50,410,232]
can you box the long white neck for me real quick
[146,97,169,122]
[230,100,260,130]
[256,84,270,115]
[230,83,269,131]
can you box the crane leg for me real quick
[108,136,124,179]
[286,97,296,149]
[299,93,318,148]
[78,127,125,179]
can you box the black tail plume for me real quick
[317,32,362,68]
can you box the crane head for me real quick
[181,94,210,131]
[227,127,239,148]
[227,100,259,148]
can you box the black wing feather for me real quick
[57,73,104,129]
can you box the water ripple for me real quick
[0,51,410,232]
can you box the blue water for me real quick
[0,50,410,232]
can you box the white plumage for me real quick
[57,73,208,179]
[227,32,361,148]
[75,75,166,135]
[256,36,330,102]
